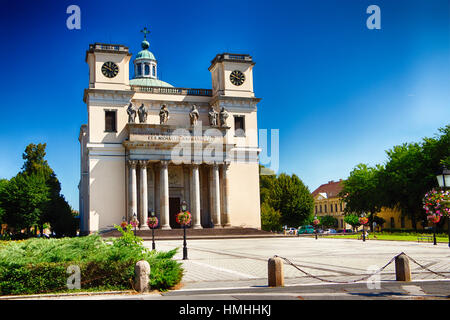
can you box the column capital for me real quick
[138,160,150,168]
[160,160,169,169]
[128,160,138,168]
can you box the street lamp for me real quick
[436,166,450,247]
[132,213,138,236]
[180,200,189,260]
[313,215,319,240]
[147,211,157,250]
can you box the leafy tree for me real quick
[344,214,360,231]
[318,215,338,229]
[269,173,314,227]
[0,173,50,234]
[339,163,383,218]
[0,179,8,224]
[260,201,282,232]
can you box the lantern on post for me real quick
[147,211,158,250]
[177,200,191,260]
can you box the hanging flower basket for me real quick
[313,219,320,226]
[427,214,441,224]
[147,216,159,229]
[423,189,450,218]
[120,221,128,230]
[130,219,139,228]
[176,211,192,226]
[359,217,369,225]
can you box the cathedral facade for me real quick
[79,34,261,234]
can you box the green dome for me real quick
[136,49,156,61]
[129,78,173,87]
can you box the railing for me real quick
[89,43,129,53]
[131,86,212,97]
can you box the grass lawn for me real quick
[324,233,449,243]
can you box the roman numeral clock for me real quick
[230,70,245,86]
[101,61,119,78]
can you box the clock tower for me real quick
[85,43,132,90]
[209,53,255,98]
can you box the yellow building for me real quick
[311,180,421,231]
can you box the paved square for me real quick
[144,237,450,289]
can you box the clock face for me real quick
[230,70,245,86]
[101,61,119,78]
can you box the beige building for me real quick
[79,34,261,234]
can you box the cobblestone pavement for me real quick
[143,237,450,289]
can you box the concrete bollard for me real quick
[395,253,411,282]
[268,257,284,287]
[134,260,151,292]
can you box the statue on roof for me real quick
[127,102,137,123]
[138,104,148,123]
[189,104,200,126]
[159,104,169,124]
[208,107,218,126]
[219,107,229,127]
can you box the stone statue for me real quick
[138,104,148,123]
[208,107,218,126]
[189,104,200,126]
[219,107,229,127]
[159,104,169,124]
[127,102,137,123]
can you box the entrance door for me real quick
[169,197,181,229]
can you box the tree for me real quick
[344,214,360,232]
[269,173,314,227]
[319,215,338,229]
[0,172,50,235]
[260,201,282,232]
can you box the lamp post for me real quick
[181,200,189,260]
[147,211,157,250]
[360,212,367,242]
[132,213,138,236]
[436,166,450,247]
[313,215,319,240]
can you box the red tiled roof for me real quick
[311,180,344,199]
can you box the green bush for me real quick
[0,225,183,295]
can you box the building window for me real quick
[137,64,142,76]
[324,204,327,213]
[105,110,116,132]
[319,205,322,213]
[340,203,343,212]
[315,206,317,214]
[335,204,338,212]
[152,65,156,76]
[145,64,150,75]
[330,204,333,213]
[390,217,395,229]
[234,116,245,136]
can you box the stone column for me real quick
[212,163,221,227]
[160,161,171,229]
[222,163,231,227]
[139,161,149,230]
[128,160,138,221]
[192,164,202,229]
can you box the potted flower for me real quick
[176,211,192,227]
[147,216,159,229]
[359,216,369,225]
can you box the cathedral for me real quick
[78,31,261,234]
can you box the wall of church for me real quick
[228,162,261,229]
[88,156,126,231]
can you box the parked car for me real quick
[287,227,297,235]
[323,229,337,234]
[298,225,315,234]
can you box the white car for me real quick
[323,229,337,234]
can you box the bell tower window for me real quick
[145,64,150,76]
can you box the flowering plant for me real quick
[130,218,139,228]
[120,221,128,229]
[147,216,159,229]
[422,189,450,223]
[313,218,320,226]
[359,217,369,225]
[176,211,191,226]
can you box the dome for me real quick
[136,49,156,61]
[129,78,173,87]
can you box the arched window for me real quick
[137,64,142,76]
[145,64,150,75]
[152,65,156,76]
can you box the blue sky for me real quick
[0,0,449,210]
